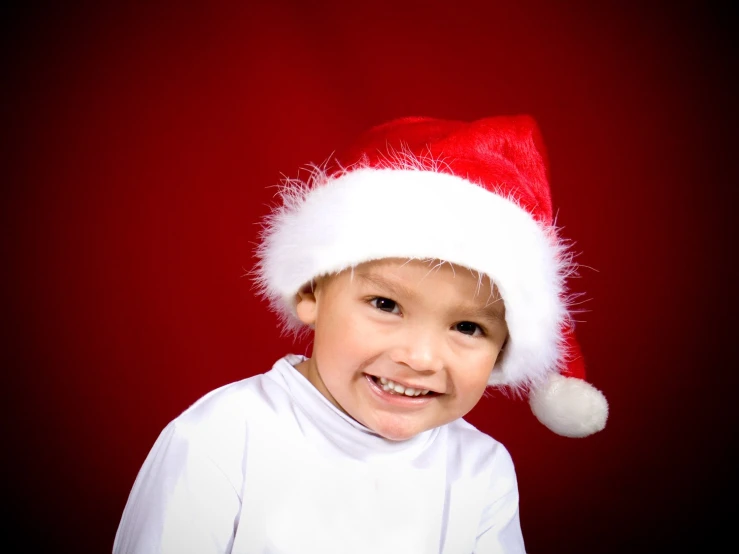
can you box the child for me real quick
[113,115,608,554]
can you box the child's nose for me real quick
[391,325,444,373]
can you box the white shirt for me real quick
[113,355,526,553]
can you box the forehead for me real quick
[345,258,505,319]
[353,257,491,284]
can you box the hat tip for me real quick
[529,373,609,438]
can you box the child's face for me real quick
[294,258,508,441]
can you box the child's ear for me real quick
[295,283,318,326]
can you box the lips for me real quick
[365,374,440,398]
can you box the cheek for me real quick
[454,354,497,397]
[450,378,490,419]
[315,311,372,364]
[460,374,491,399]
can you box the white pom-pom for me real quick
[529,373,609,438]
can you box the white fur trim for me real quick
[529,373,609,437]
[256,167,574,390]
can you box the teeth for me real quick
[377,377,430,397]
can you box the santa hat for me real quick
[255,115,608,438]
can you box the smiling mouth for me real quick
[367,375,439,397]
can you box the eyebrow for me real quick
[462,300,507,326]
[355,271,418,301]
[355,271,507,326]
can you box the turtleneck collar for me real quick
[268,354,440,463]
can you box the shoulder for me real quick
[437,419,523,550]
[167,358,298,450]
[444,418,517,479]
[137,359,301,490]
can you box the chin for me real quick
[379,431,413,442]
[372,422,427,442]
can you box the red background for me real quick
[5,1,736,552]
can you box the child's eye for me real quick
[455,321,484,336]
[370,297,400,314]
